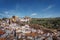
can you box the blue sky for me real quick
[0,0,60,18]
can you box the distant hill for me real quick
[30,17,60,29]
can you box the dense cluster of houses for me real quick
[0,16,60,40]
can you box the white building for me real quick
[21,25,31,33]
[20,18,29,22]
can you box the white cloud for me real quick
[0,13,3,16]
[3,11,11,17]
[46,5,53,9]
[31,13,37,16]
[42,5,54,11]
[4,11,9,14]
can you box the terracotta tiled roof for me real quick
[0,38,6,40]
[0,30,5,35]
[25,32,37,37]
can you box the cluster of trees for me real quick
[30,17,60,29]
